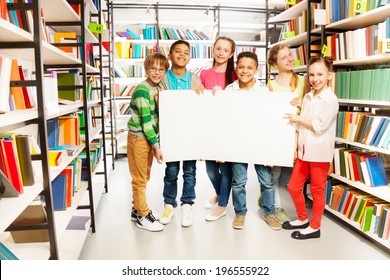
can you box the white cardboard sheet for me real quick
[159,90,297,167]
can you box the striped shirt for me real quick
[127,81,159,149]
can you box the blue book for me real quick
[0,242,18,260]
[373,118,390,147]
[365,156,389,187]
[47,119,59,149]
[51,174,67,210]
[338,187,349,212]
[369,117,386,146]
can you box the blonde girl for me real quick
[266,44,311,224]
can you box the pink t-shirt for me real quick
[200,68,227,89]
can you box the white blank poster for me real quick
[159,90,297,167]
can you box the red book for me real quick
[60,167,73,208]
[2,139,23,193]
[18,66,33,109]
[0,0,7,20]
[0,139,12,179]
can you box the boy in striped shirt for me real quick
[127,52,169,232]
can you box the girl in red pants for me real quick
[283,56,338,239]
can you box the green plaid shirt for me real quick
[127,81,159,148]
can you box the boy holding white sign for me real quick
[224,51,281,230]
[158,40,204,227]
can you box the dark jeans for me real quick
[205,160,232,207]
[163,160,197,207]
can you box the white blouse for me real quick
[297,87,339,162]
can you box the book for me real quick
[15,135,35,186]
[0,136,23,194]
[0,169,19,197]
[0,242,18,260]
[47,118,59,149]
[10,59,26,110]
[57,71,81,101]
[361,205,374,232]
[365,156,389,187]
[0,55,12,113]
[51,174,67,210]
[48,150,65,167]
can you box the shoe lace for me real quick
[268,214,279,223]
[145,212,157,223]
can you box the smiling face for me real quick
[235,57,258,90]
[275,46,294,71]
[145,62,167,86]
[213,38,234,65]
[168,43,190,68]
[308,62,332,95]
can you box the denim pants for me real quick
[231,163,275,216]
[272,166,293,209]
[205,161,232,207]
[163,160,197,207]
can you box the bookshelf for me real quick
[322,2,390,250]
[0,0,109,260]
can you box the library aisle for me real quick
[79,158,390,260]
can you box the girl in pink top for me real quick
[200,36,237,221]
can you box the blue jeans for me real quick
[163,160,197,207]
[205,161,232,207]
[231,163,275,215]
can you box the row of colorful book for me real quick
[113,64,143,78]
[326,0,389,24]
[335,68,390,101]
[333,148,389,187]
[117,26,211,41]
[325,181,390,240]
[117,85,135,97]
[326,19,390,61]
[336,112,390,148]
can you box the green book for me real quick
[57,72,80,101]
[336,72,343,98]
[361,69,373,100]
[379,69,390,101]
[344,71,351,100]
[361,205,374,232]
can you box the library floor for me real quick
[79,157,390,260]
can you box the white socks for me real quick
[301,226,319,234]
[289,219,308,226]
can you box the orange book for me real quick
[54,32,78,53]
[59,117,77,146]
[10,59,26,110]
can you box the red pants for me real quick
[287,159,330,229]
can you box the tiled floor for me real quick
[79,157,390,260]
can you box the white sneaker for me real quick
[159,204,175,225]
[181,204,193,227]
[136,211,164,232]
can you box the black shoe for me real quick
[131,207,137,221]
[291,229,321,240]
[282,221,309,230]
